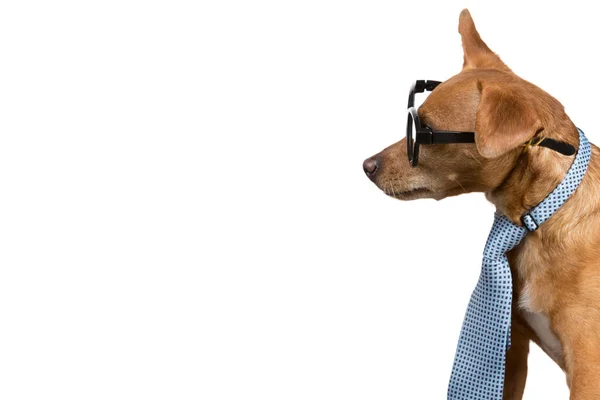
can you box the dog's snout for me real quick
[363,157,379,180]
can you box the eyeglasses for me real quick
[406,80,475,167]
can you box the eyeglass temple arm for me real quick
[414,80,443,93]
[416,131,475,145]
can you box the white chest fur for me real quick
[520,309,564,365]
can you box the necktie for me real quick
[447,129,591,400]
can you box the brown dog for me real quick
[363,9,600,400]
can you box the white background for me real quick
[0,1,597,399]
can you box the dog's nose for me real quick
[363,157,378,179]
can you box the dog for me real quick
[363,9,600,400]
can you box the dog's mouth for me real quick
[385,187,432,200]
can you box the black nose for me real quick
[363,157,379,180]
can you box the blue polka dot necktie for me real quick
[447,129,591,400]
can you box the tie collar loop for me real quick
[520,129,591,232]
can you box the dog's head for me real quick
[364,10,570,201]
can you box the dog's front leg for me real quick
[503,317,530,400]
[564,342,600,399]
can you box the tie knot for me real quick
[483,214,527,259]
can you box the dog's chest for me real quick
[519,306,564,364]
[514,246,565,364]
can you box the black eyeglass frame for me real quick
[406,80,475,167]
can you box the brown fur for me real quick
[364,9,600,399]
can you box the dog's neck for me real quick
[486,122,580,224]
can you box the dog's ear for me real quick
[475,82,541,158]
[459,9,510,72]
